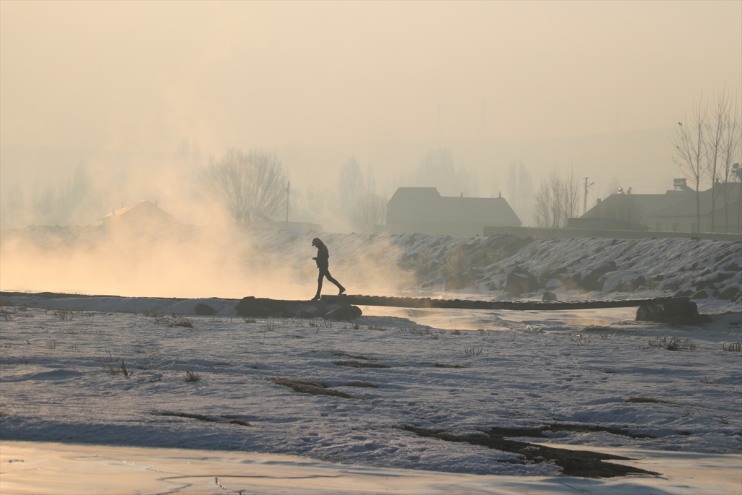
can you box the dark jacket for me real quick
[314,242,329,268]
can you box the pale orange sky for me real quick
[2,0,740,152]
[0,0,741,228]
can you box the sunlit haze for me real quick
[1,0,740,297]
[3,1,740,188]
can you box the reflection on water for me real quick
[361,305,637,331]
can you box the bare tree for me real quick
[563,168,580,221]
[674,98,707,232]
[411,148,478,196]
[337,158,386,233]
[351,191,386,234]
[25,163,97,226]
[208,149,288,225]
[534,168,579,229]
[506,160,535,226]
[338,157,364,213]
[718,94,741,233]
[705,93,730,232]
[674,93,741,232]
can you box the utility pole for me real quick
[583,177,594,215]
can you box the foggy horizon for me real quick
[1,0,741,231]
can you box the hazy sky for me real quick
[2,0,740,153]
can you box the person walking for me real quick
[311,237,345,301]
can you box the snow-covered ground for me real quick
[2,440,739,495]
[1,231,741,494]
[1,293,740,494]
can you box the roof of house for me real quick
[583,190,692,219]
[651,183,742,218]
[102,200,182,228]
[387,187,521,226]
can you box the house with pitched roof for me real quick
[102,200,183,232]
[647,182,742,233]
[386,187,521,236]
[576,179,742,234]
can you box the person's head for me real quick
[312,237,322,247]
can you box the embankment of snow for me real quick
[2,225,740,312]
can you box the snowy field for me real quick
[1,232,741,493]
[1,293,741,494]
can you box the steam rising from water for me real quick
[0,216,416,300]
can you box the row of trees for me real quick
[533,168,579,229]
[1,164,100,227]
[2,146,599,233]
[673,92,741,233]
[337,158,386,234]
[407,148,479,197]
[207,147,577,232]
[207,149,288,225]
[0,145,611,234]
[206,151,387,233]
[206,147,486,233]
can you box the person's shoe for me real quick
[338,287,346,295]
[311,295,321,301]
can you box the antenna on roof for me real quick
[583,177,594,215]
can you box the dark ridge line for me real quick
[2,290,690,312]
[322,294,688,311]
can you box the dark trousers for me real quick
[316,266,342,295]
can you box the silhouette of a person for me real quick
[311,237,345,301]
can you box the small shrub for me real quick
[308,320,332,328]
[54,310,74,321]
[185,370,201,383]
[407,326,434,336]
[104,359,131,377]
[464,346,483,356]
[666,338,695,351]
[723,342,741,352]
[366,324,388,331]
[648,336,696,351]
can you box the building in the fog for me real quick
[575,178,742,234]
[386,187,521,236]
